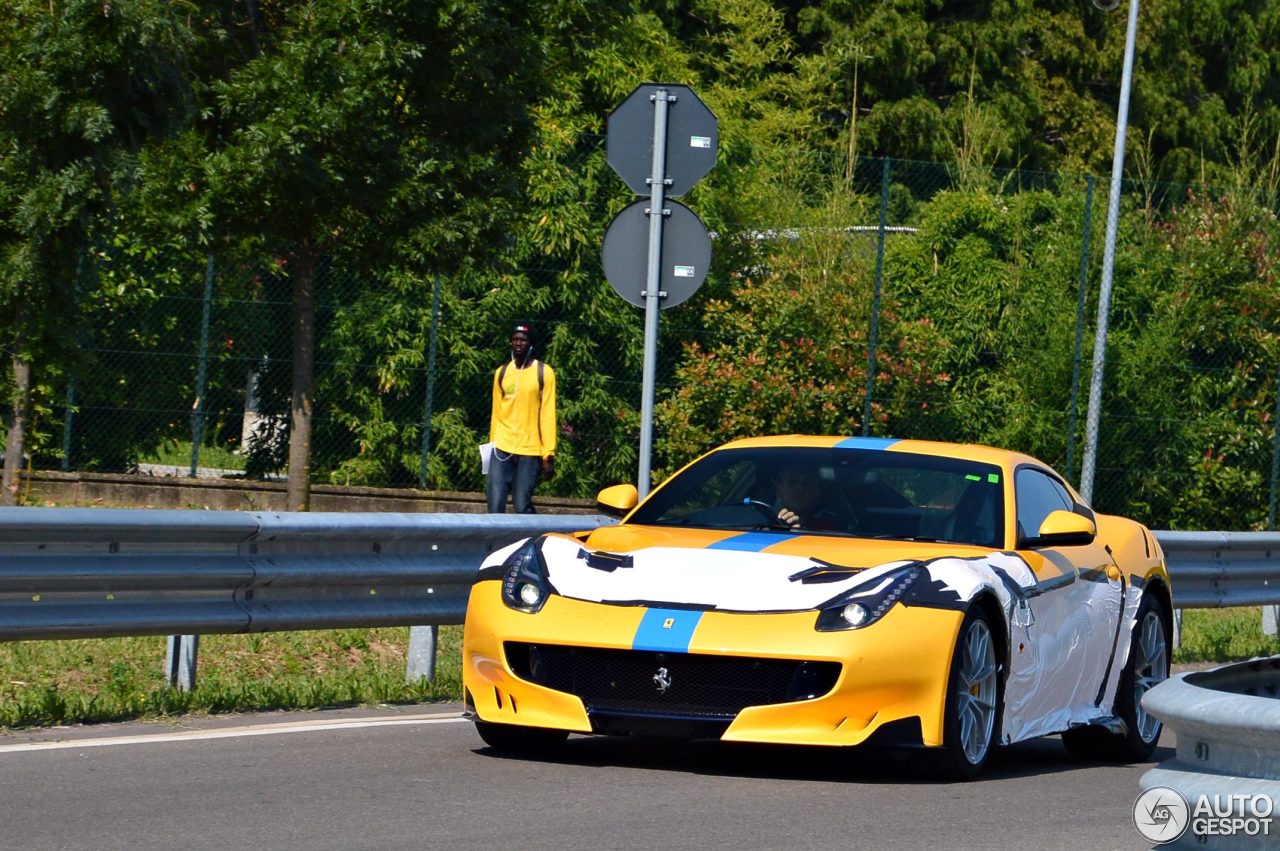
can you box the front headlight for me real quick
[501,537,553,614]
[815,565,923,631]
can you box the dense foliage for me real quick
[4,0,1280,528]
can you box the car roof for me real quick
[712,435,1045,471]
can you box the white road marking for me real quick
[0,712,468,754]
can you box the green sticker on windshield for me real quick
[988,473,1000,484]
[965,474,981,481]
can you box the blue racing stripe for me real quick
[633,608,703,653]
[706,531,797,551]
[834,436,901,450]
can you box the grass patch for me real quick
[2,610,1276,730]
[0,626,462,729]
[140,438,246,471]
[1174,606,1280,663]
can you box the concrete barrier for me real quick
[1141,658,1280,849]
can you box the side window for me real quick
[1046,477,1075,511]
[1015,468,1073,543]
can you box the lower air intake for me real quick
[505,642,840,719]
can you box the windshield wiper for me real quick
[869,533,968,544]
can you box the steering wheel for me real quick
[738,498,786,524]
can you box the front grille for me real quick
[505,642,840,719]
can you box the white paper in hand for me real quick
[479,442,495,475]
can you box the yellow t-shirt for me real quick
[489,359,556,458]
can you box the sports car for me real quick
[462,436,1172,779]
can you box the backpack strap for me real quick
[498,360,544,397]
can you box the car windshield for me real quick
[627,446,1005,548]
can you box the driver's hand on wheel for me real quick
[777,507,801,527]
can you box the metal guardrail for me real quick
[1,513,1279,688]
[0,508,614,642]
[2,519,1275,635]
[1154,532,1280,609]
[1140,659,1280,849]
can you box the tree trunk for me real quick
[2,340,32,506]
[285,243,318,511]
[243,0,263,57]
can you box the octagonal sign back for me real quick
[607,83,718,198]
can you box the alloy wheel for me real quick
[958,619,998,764]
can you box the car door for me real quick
[1002,467,1123,738]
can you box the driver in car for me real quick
[773,464,849,531]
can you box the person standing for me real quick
[487,321,556,513]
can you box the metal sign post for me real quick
[604,83,718,497]
[637,90,670,498]
[1080,0,1140,503]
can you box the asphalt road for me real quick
[0,703,1167,851]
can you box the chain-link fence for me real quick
[4,154,1279,532]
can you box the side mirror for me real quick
[1025,509,1097,548]
[596,483,638,518]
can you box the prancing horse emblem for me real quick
[653,666,672,694]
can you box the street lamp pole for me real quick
[1079,0,1140,504]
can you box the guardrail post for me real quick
[406,625,438,683]
[1265,605,1279,638]
[1171,608,1182,651]
[165,635,199,692]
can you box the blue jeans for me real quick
[487,451,541,513]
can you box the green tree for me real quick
[1102,188,1280,528]
[784,0,1280,182]
[255,0,638,494]
[379,0,835,495]
[160,0,542,508]
[654,194,949,474]
[0,0,195,502]
[886,186,1090,454]
[1132,0,1280,186]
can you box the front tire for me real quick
[926,606,1000,781]
[1062,592,1169,762]
[474,720,568,755]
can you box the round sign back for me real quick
[601,199,711,309]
